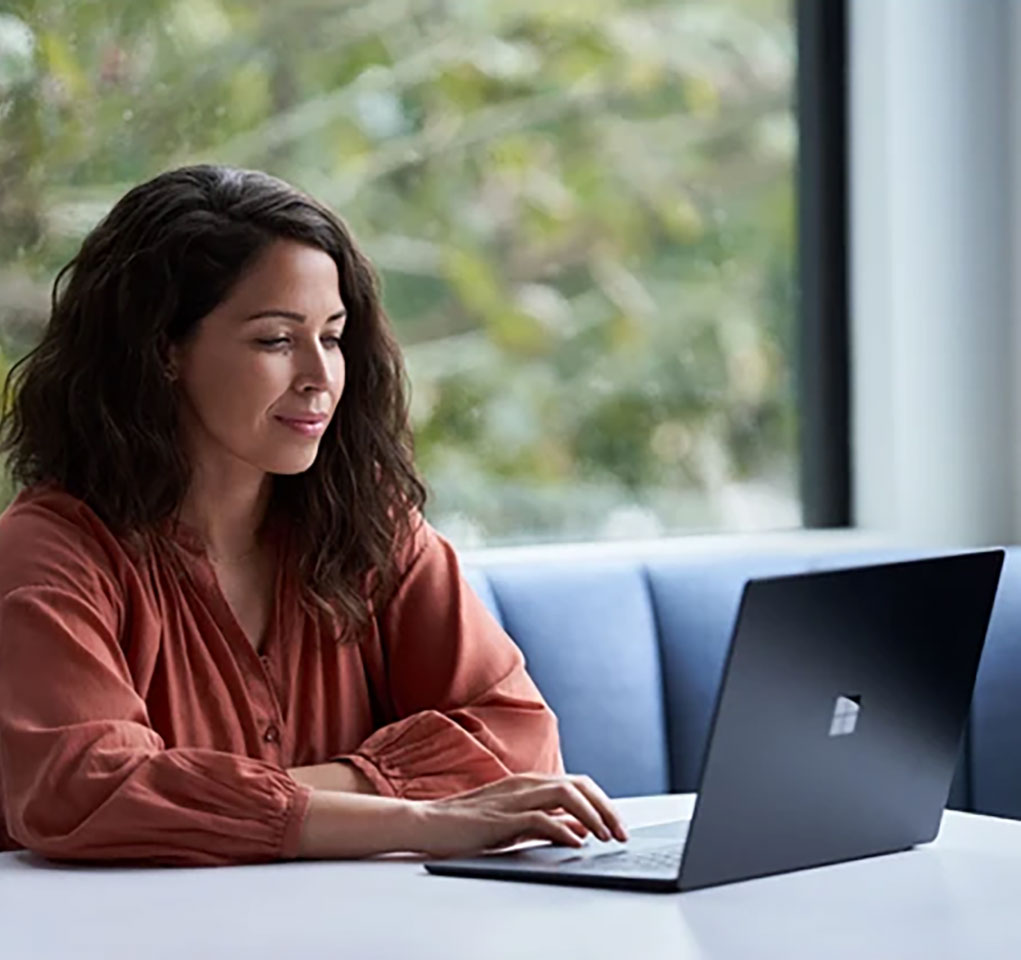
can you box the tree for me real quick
[0,0,797,544]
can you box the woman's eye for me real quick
[256,336,343,349]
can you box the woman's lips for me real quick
[274,416,327,437]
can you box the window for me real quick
[0,0,820,547]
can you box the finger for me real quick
[519,811,585,848]
[507,782,613,841]
[570,775,629,842]
[507,814,588,848]
[556,783,614,841]
[554,813,591,840]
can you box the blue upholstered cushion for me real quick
[804,546,941,572]
[460,565,503,627]
[482,561,670,798]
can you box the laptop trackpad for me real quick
[497,819,689,865]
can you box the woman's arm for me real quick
[0,503,318,868]
[287,760,376,794]
[0,580,618,865]
[294,773,628,859]
[329,515,564,800]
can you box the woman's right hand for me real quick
[408,773,629,859]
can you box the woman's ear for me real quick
[165,341,181,382]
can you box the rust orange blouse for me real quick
[0,484,563,866]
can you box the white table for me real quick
[2,794,1020,960]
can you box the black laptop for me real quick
[425,550,1005,892]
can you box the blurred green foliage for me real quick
[0,0,798,546]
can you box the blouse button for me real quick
[263,725,280,743]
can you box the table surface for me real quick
[3,793,1020,960]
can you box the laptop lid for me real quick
[677,548,1004,891]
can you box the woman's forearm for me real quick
[287,760,376,794]
[294,789,422,859]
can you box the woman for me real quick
[0,164,627,866]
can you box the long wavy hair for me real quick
[0,164,427,641]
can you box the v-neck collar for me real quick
[157,513,290,663]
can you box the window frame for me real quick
[796,0,851,528]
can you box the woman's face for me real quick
[168,239,347,478]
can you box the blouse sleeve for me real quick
[335,514,565,799]
[0,515,312,867]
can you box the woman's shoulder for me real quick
[0,481,115,544]
[390,503,436,576]
[0,482,130,602]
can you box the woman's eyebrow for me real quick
[244,309,347,323]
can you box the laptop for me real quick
[425,549,1005,892]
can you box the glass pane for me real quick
[0,0,798,546]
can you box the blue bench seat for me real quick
[463,544,1021,818]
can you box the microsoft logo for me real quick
[829,694,861,737]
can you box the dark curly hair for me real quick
[0,164,427,641]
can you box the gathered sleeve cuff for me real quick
[336,710,512,799]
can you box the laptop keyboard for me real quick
[560,844,683,875]
[559,820,691,875]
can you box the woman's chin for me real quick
[262,447,321,475]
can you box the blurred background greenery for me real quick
[0,0,797,548]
